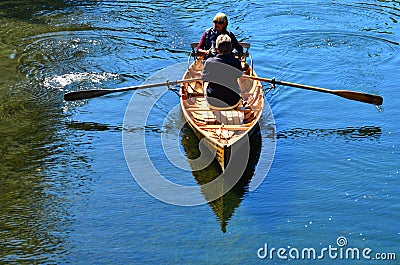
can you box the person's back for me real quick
[202,35,243,109]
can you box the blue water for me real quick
[1,0,399,264]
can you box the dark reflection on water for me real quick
[0,102,68,263]
[0,0,67,20]
[66,121,121,132]
[277,126,382,141]
[180,123,262,233]
[0,99,96,263]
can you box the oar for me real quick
[64,78,202,101]
[243,75,383,106]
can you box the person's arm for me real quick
[197,31,208,55]
[229,33,243,55]
[197,31,214,56]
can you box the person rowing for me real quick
[202,34,244,110]
[197,12,243,58]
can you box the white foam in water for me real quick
[43,72,119,90]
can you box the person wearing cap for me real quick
[202,34,244,109]
[197,12,243,57]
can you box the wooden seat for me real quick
[215,110,244,125]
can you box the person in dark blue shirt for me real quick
[197,13,243,57]
[202,34,244,109]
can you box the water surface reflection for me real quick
[0,1,98,262]
[180,123,262,233]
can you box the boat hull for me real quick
[180,51,263,171]
[184,117,260,170]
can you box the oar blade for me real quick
[64,89,114,101]
[243,75,383,106]
[335,90,383,106]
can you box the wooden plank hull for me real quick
[180,57,263,171]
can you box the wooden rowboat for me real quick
[180,42,263,171]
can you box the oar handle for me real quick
[64,77,202,101]
[243,75,383,106]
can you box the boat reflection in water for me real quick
[180,123,262,233]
